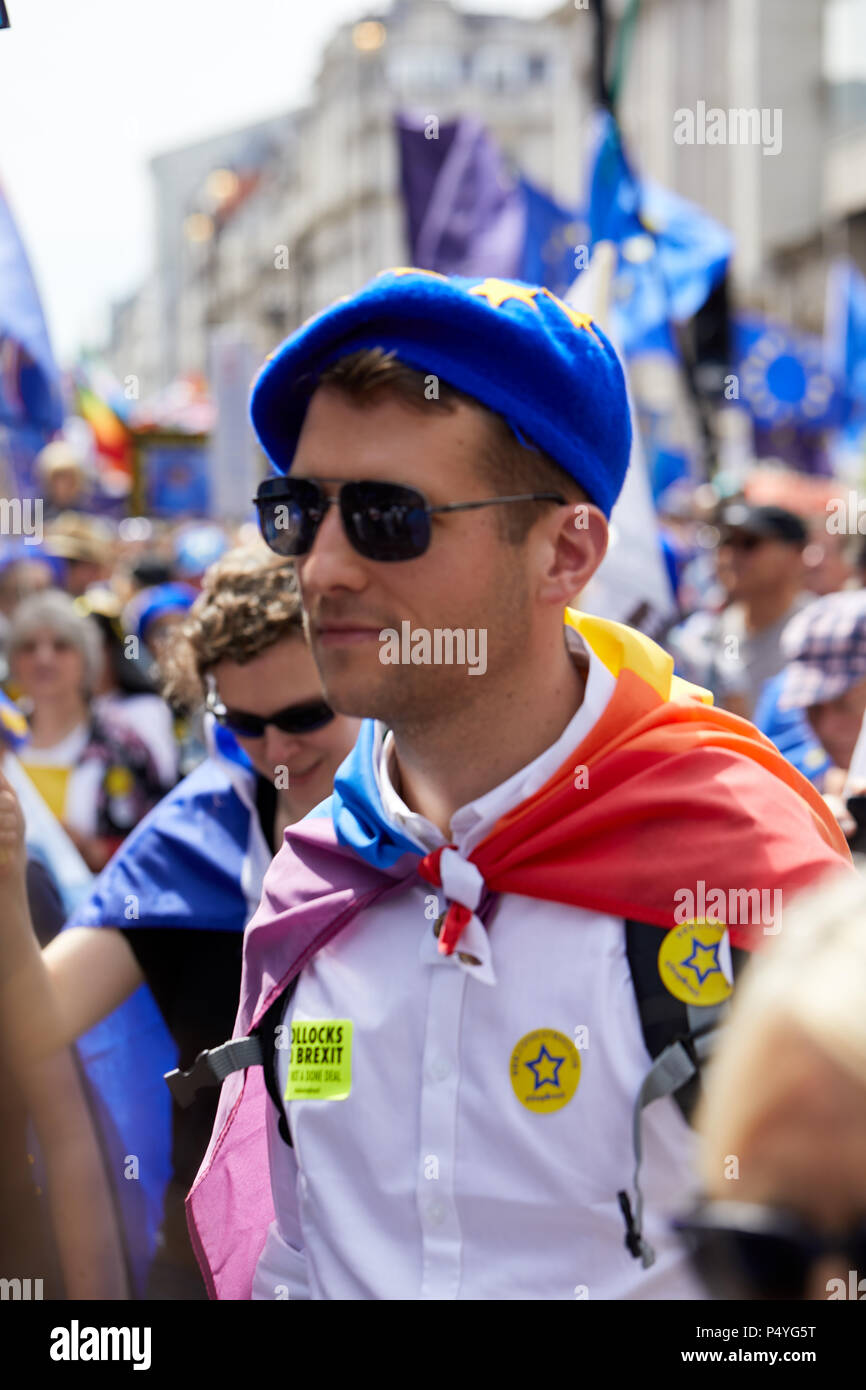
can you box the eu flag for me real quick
[518,176,584,299]
[825,258,866,414]
[0,181,61,431]
[395,112,524,277]
[585,111,732,354]
[395,113,582,296]
[735,315,842,430]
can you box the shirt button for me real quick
[427,1202,446,1226]
[429,1056,450,1082]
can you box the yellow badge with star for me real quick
[657,920,734,1007]
[510,1028,581,1113]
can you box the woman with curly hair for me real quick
[0,543,361,1299]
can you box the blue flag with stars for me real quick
[734,315,843,431]
[585,110,732,354]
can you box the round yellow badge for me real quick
[657,920,733,1007]
[510,1028,581,1114]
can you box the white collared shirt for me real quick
[253,627,706,1300]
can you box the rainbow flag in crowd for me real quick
[72,367,133,480]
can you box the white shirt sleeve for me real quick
[251,1084,310,1301]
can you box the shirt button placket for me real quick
[417,961,466,1299]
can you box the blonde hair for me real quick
[696,869,866,1182]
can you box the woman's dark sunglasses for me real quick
[253,476,567,562]
[206,688,335,739]
[673,1200,866,1300]
[719,531,765,553]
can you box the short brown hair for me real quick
[317,348,588,544]
[159,543,303,711]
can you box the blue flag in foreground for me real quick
[0,181,61,430]
[66,740,263,1294]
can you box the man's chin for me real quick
[322,683,390,722]
[317,668,411,724]
[313,648,386,717]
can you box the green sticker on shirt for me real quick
[284,1019,353,1101]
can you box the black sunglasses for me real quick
[206,688,335,739]
[253,476,567,563]
[719,531,765,553]
[673,1200,866,1300]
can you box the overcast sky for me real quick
[0,0,863,368]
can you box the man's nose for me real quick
[297,499,367,594]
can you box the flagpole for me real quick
[592,0,612,112]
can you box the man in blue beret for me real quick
[188,269,850,1301]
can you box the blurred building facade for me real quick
[104,0,866,389]
[600,0,839,334]
[105,0,592,391]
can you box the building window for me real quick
[387,48,462,94]
[473,47,529,92]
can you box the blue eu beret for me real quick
[249,268,632,517]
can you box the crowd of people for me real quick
[1,267,865,1304]
[662,497,866,846]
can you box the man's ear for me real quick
[534,501,609,609]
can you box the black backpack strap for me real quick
[619,918,749,1267]
[164,975,300,1148]
[254,976,300,1149]
[625,920,747,1121]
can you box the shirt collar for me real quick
[373,623,616,856]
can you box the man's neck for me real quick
[740,587,800,635]
[390,641,587,838]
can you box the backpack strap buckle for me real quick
[164,1036,263,1108]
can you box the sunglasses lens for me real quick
[273,701,335,735]
[256,478,321,557]
[219,702,334,738]
[221,711,266,738]
[341,482,430,561]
